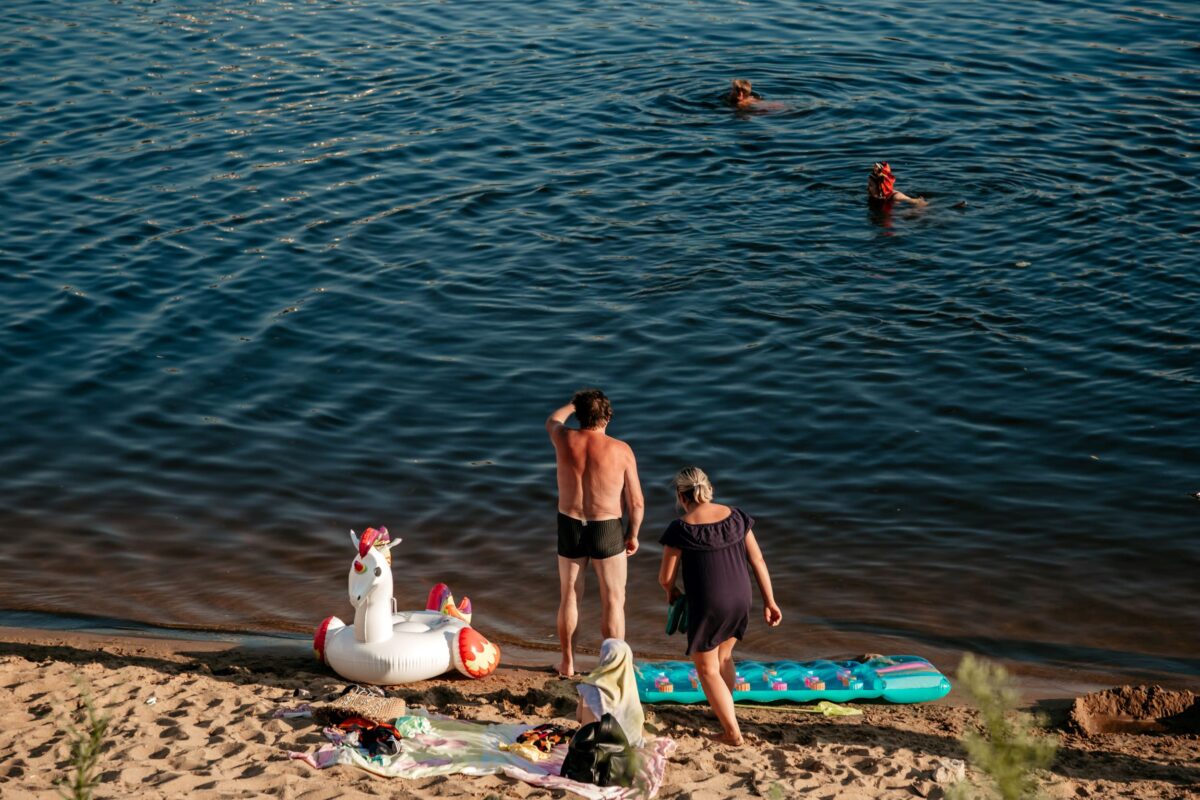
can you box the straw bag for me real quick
[312,687,407,726]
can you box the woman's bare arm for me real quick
[745,531,782,626]
[892,190,928,207]
[659,546,682,603]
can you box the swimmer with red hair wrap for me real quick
[868,162,927,207]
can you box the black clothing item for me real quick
[659,508,755,655]
[557,513,625,559]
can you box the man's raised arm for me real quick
[546,401,575,439]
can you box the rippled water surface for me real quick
[2,0,1197,682]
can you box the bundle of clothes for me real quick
[287,639,675,800]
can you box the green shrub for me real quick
[58,677,110,800]
[947,654,1057,800]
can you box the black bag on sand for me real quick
[560,712,634,787]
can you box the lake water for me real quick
[1,0,1197,686]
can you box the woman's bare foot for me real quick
[709,731,744,746]
[556,660,575,678]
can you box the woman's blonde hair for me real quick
[672,466,714,504]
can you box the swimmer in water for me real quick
[868,162,927,207]
[724,79,785,111]
[726,79,757,108]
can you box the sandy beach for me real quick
[2,626,1195,800]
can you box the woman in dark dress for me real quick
[658,467,782,745]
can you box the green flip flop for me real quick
[666,595,689,635]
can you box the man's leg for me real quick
[592,552,627,641]
[557,555,587,676]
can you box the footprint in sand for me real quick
[213,741,247,759]
[27,740,55,759]
[238,764,268,779]
[91,674,125,693]
[118,742,156,761]
[19,689,49,704]
[114,764,157,785]
[263,717,293,735]
[169,751,207,772]
[147,770,186,788]
[158,725,187,740]
[854,757,880,775]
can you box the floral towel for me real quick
[288,711,676,800]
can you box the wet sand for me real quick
[2,626,1196,799]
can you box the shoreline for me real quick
[3,624,1197,799]
[3,608,1195,701]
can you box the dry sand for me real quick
[1,627,1196,799]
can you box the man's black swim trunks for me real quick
[556,513,625,559]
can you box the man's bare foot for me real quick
[556,660,575,678]
[709,731,744,746]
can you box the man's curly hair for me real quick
[572,388,612,430]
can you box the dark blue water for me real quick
[1,0,1197,682]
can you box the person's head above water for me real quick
[572,388,612,430]
[868,161,896,199]
[727,79,754,106]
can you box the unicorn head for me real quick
[348,527,402,643]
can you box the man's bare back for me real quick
[553,428,635,522]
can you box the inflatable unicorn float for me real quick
[313,527,500,684]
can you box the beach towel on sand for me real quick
[577,638,646,747]
[288,711,675,800]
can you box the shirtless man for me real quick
[546,389,644,677]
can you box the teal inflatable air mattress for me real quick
[635,655,950,704]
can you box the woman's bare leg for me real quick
[692,642,742,745]
[717,637,737,690]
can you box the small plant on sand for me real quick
[947,653,1058,800]
[57,676,110,800]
